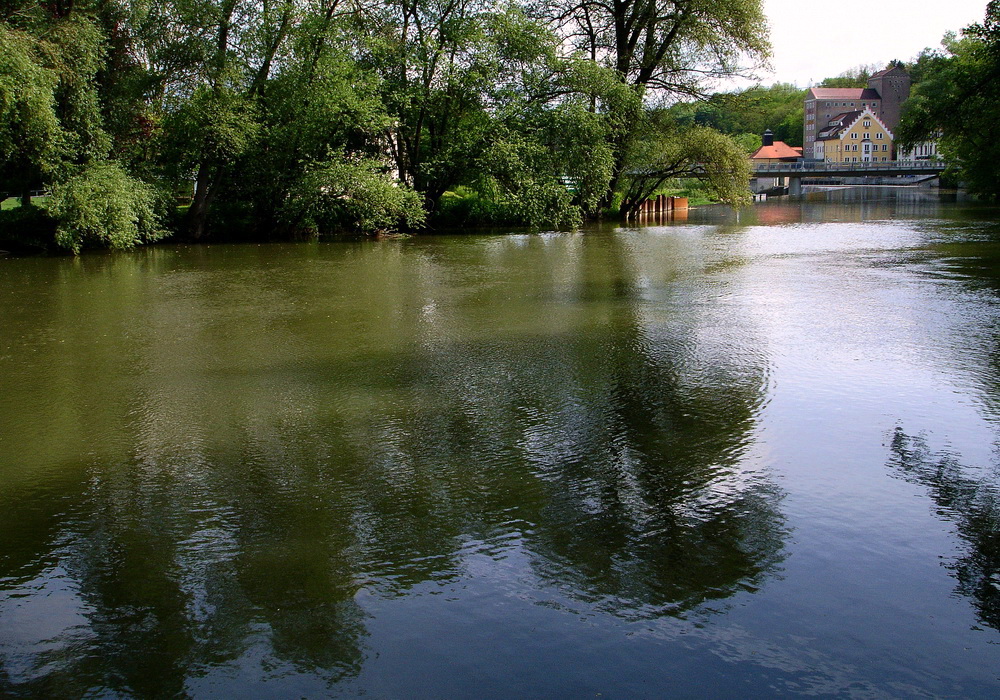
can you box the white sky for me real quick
[761,0,989,86]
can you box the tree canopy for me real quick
[898,1,1000,201]
[1,0,771,252]
[667,82,805,148]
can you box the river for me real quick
[2,187,1000,697]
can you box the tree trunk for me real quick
[188,164,213,239]
[186,0,238,240]
[20,178,32,207]
[601,131,634,212]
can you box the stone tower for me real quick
[868,65,911,134]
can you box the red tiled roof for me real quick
[751,141,802,160]
[808,88,881,100]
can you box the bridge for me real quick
[752,160,947,194]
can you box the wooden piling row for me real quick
[628,196,689,219]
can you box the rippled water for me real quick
[3,188,1000,697]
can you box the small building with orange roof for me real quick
[751,130,801,193]
[750,130,802,163]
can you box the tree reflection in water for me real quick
[0,233,787,696]
[503,233,786,617]
[888,426,1000,630]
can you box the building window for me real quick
[851,133,858,139]
[876,133,883,139]
[863,132,870,139]
[863,120,871,127]
[882,144,887,151]
[853,144,858,151]
[882,157,888,161]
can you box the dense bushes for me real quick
[45,162,166,253]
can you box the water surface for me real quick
[3,188,1000,697]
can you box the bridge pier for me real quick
[788,177,802,196]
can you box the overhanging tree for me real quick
[898,1,1000,201]
[618,121,752,216]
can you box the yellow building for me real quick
[813,108,894,163]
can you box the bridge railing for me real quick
[752,160,947,173]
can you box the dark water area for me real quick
[3,187,1000,697]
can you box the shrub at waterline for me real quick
[43,163,166,254]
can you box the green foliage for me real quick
[473,133,581,230]
[42,18,111,165]
[1,14,115,213]
[281,157,426,235]
[666,180,718,207]
[543,0,769,92]
[0,26,63,179]
[817,64,881,88]
[44,162,165,253]
[898,1,1000,200]
[262,43,386,163]
[731,132,763,154]
[1,0,777,247]
[619,119,753,215]
[471,57,629,228]
[227,32,390,230]
[358,1,557,206]
[906,46,950,85]
[93,0,165,169]
[163,86,259,175]
[669,83,806,146]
